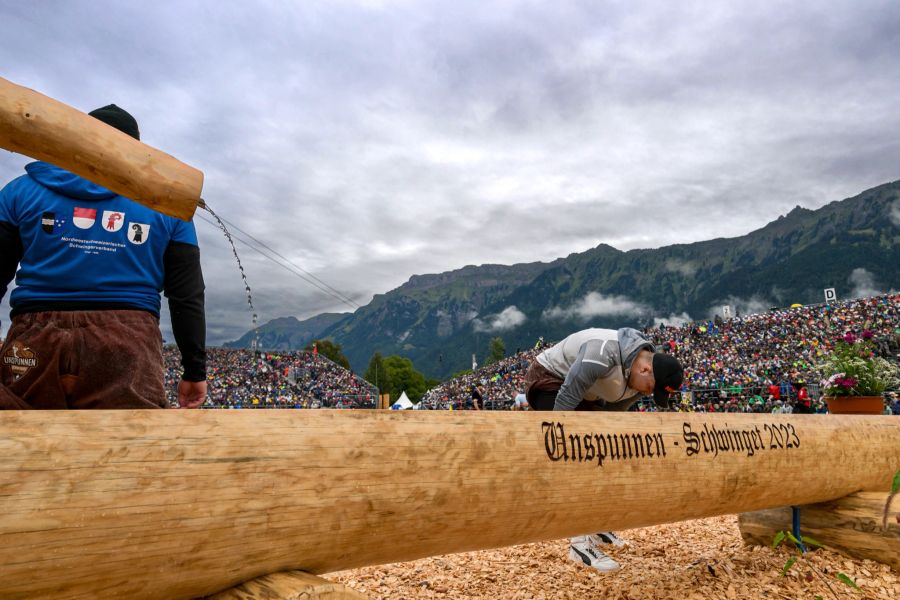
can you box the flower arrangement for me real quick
[818,331,899,397]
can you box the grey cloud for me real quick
[2,1,899,345]
[653,312,693,328]
[664,259,698,277]
[709,295,772,319]
[472,306,527,333]
[890,199,900,227]
[848,268,885,299]
[544,292,650,321]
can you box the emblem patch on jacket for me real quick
[127,222,150,245]
[102,211,125,232]
[2,342,39,380]
[41,211,66,234]
[73,207,97,229]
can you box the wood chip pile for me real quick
[330,515,898,599]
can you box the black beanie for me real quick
[88,104,140,140]
[652,353,684,407]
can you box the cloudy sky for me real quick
[1,0,898,343]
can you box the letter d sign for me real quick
[824,288,836,303]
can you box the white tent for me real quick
[390,392,413,410]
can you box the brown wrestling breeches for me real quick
[523,360,633,412]
[0,310,167,409]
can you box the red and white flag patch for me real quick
[73,207,97,229]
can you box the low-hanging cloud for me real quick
[709,295,771,319]
[472,305,526,332]
[653,312,693,328]
[664,258,698,277]
[543,292,651,321]
[848,268,883,298]
[890,198,900,227]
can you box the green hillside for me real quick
[228,180,900,378]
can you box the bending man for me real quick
[524,327,683,571]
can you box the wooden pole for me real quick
[0,411,897,599]
[738,492,900,571]
[0,76,203,221]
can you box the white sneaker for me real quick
[587,531,628,548]
[568,535,621,572]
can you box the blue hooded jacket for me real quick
[0,161,198,316]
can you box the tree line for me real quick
[305,336,508,402]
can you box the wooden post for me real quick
[0,411,897,599]
[738,492,900,570]
[0,76,203,221]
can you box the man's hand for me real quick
[177,379,207,409]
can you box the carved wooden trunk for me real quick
[1,411,897,598]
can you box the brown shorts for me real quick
[523,360,621,412]
[1,310,167,409]
[524,360,564,398]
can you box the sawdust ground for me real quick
[329,515,898,599]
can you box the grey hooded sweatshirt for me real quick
[535,327,654,411]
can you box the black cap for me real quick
[88,104,140,140]
[652,353,683,406]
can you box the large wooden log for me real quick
[0,76,203,221]
[738,492,900,571]
[0,411,897,599]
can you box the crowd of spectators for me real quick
[418,294,900,414]
[164,347,377,409]
[417,343,545,410]
[4,294,897,414]
[645,294,899,413]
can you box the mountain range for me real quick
[226,180,900,378]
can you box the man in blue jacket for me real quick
[0,104,206,409]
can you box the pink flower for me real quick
[835,377,857,389]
